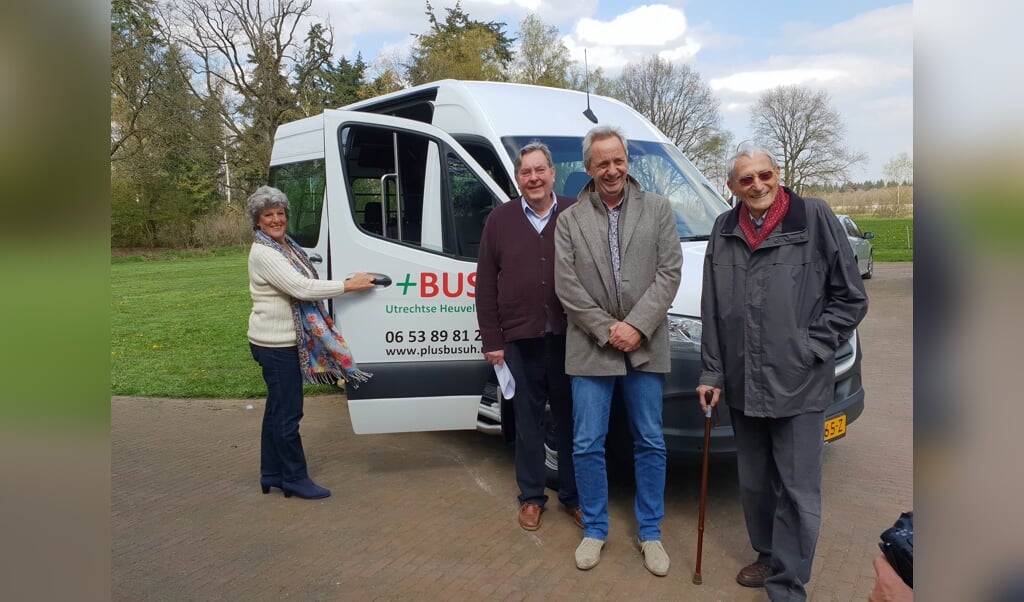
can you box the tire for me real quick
[863,251,873,279]
[544,441,560,489]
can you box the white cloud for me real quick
[561,4,699,74]
[658,41,701,63]
[800,4,913,53]
[563,37,628,71]
[722,100,753,117]
[576,4,688,47]
[724,55,909,96]
[711,68,845,95]
[470,0,544,11]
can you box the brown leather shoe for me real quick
[736,560,774,587]
[518,503,543,531]
[567,506,584,529]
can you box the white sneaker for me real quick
[575,537,606,570]
[637,538,670,576]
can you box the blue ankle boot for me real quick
[260,475,283,494]
[281,478,331,499]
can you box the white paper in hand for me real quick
[494,362,515,399]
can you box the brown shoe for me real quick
[567,506,584,529]
[736,560,774,587]
[518,503,543,531]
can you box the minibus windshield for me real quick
[503,136,728,239]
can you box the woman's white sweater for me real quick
[247,243,348,347]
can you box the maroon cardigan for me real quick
[475,195,576,352]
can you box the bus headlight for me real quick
[667,315,701,345]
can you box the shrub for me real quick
[193,203,252,248]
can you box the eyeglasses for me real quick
[735,170,775,187]
[517,166,550,178]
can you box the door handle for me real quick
[308,254,322,263]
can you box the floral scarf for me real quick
[254,230,372,388]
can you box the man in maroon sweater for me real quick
[475,142,581,532]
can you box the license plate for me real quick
[824,415,847,442]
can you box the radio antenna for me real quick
[583,49,598,123]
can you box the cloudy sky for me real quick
[312,0,912,182]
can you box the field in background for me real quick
[846,218,913,262]
[111,247,336,399]
[820,185,914,219]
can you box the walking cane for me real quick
[693,390,714,585]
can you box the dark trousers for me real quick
[730,408,825,602]
[250,344,309,482]
[503,335,577,509]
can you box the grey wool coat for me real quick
[554,175,682,376]
[698,188,869,417]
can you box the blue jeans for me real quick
[571,367,666,541]
[250,344,309,482]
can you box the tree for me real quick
[292,26,369,115]
[697,132,735,196]
[883,152,913,186]
[566,63,616,97]
[110,0,162,159]
[164,0,318,193]
[613,56,730,182]
[329,54,370,106]
[111,0,225,247]
[883,152,913,217]
[750,85,867,195]
[407,1,514,85]
[111,0,166,245]
[360,50,409,99]
[506,14,571,87]
[291,22,336,118]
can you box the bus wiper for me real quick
[680,234,711,241]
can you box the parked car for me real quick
[836,214,875,279]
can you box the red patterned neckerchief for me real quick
[738,187,790,251]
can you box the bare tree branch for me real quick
[612,55,731,184]
[750,85,867,194]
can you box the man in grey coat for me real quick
[697,146,868,601]
[555,125,682,576]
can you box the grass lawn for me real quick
[847,217,913,262]
[111,247,338,399]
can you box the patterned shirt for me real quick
[605,197,624,306]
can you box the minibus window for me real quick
[340,125,425,246]
[269,159,326,247]
[445,152,499,259]
[502,136,726,238]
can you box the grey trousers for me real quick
[730,408,825,602]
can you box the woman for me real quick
[246,185,376,500]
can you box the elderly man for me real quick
[554,125,682,576]
[697,146,868,601]
[475,142,581,532]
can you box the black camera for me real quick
[879,510,913,588]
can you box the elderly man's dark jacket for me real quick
[699,187,868,417]
[475,195,575,353]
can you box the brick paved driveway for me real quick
[112,263,912,601]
